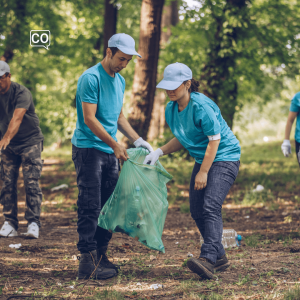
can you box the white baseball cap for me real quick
[108,33,142,58]
[0,61,10,76]
[156,62,192,90]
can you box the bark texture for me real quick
[127,0,165,140]
[148,1,178,141]
[103,0,118,58]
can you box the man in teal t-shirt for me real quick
[281,92,300,166]
[71,33,153,280]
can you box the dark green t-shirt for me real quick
[0,81,43,147]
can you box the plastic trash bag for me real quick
[98,148,172,253]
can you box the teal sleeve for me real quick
[197,105,221,136]
[79,74,99,104]
[290,93,300,112]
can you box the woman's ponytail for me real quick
[184,78,200,93]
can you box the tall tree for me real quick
[127,0,165,140]
[148,0,179,141]
[103,0,118,58]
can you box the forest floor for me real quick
[0,141,300,300]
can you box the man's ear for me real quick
[106,48,112,58]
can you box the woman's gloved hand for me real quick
[143,148,164,165]
[281,139,292,157]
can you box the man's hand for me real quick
[113,143,129,161]
[281,139,292,157]
[143,148,163,165]
[0,137,10,151]
[194,170,208,190]
[133,137,153,153]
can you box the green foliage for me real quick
[160,0,300,127]
[1,0,300,144]
[244,234,262,248]
[88,289,125,300]
[284,286,300,300]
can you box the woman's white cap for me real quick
[156,62,192,90]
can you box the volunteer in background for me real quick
[0,61,44,239]
[281,92,300,166]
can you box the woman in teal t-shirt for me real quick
[144,63,241,279]
[281,92,300,166]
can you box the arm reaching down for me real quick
[82,102,129,160]
[0,108,26,150]
[281,111,298,157]
[194,139,220,190]
[118,110,153,152]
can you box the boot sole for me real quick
[187,258,214,279]
[21,233,38,239]
[214,262,230,273]
[78,270,118,280]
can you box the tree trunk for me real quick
[126,0,165,141]
[148,1,178,141]
[200,0,247,128]
[103,0,117,58]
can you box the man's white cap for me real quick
[156,62,192,90]
[108,33,142,58]
[0,61,10,76]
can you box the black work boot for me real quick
[187,257,214,279]
[78,250,117,280]
[97,246,120,272]
[214,255,230,272]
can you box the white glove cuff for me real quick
[208,133,221,141]
[133,137,143,147]
[283,139,291,146]
[157,148,164,157]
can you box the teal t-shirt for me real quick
[71,63,125,153]
[290,92,300,143]
[165,92,241,164]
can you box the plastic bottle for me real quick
[127,186,144,228]
[200,229,242,248]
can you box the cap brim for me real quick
[156,79,183,90]
[118,46,142,58]
[0,71,6,76]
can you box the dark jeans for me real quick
[72,145,119,253]
[296,141,300,167]
[189,161,240,264]
[0,142,43,230]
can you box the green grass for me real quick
[160,140,299,206]
[284,286,300,300]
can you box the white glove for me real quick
[281,139,292,157]
[143,148,164,165]
[133,137,153,153]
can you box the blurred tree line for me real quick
[0,0,299,146]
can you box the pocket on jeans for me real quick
[77,184,100,210]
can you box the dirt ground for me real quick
[1,158,300,299]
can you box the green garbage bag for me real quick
[98,148,172,253]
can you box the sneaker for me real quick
[97,246,120,272]
[214,255,230,272]
[0,221,18,237]
[187,257,214,279]
[78,250,117,280]
[21,222,39,239]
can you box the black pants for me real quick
[72,145,119,253]
[296,141,300,167]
